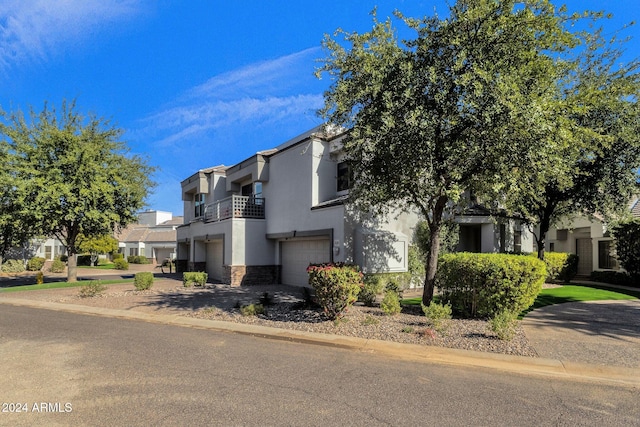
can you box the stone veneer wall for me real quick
[223,265,279,286]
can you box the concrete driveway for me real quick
[522,299,640,369]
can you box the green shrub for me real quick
[97,257,110,265]
[77,255,94,266]
[613,219,640,276]
[114,258,129,270]
[240,303,265,316]
[436,253,546,318]
[421,301,452,332]
[134,272,154,290]
[127,255,150,264]
[78,281,107,298]
[307,263,363,320]
[384,280,403,299]
[2,259,25,273]
[542,252,578,283]
[49,259,66,273]
[359,275,385,306]
[26,257,46,271]
[183,271,208,287]
[36,271,44,284]
[59,254,68,262]
[489,309,519,341]
[112,252,124,261]
[380,290,401,315]
[589,270,639,288]
[361,315,380,325]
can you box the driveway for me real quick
[522,299,640,369]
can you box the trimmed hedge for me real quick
[114,258,129,270]
[134,272,154,290]
[127,255,150,264]
[77,255,94,266]
[49,259,66,273]
[2,259,25,273]
[589,271,639,288]
[436,253,546,318]
[307,263,363,320]
[26,257,46,271]
[542,252,578,283]
[183,271,208,287]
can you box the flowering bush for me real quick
[307,263,363,320]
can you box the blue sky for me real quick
[1,0,638,216]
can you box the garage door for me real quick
[281,239,331,286]
[206,240,224,282]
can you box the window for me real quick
[129,248,139,256]
[549,242,555,252]
[598,240,617,269]
[241,183,253,197]
[514,230,522,254]
[194,193,205,218]
[337,162,351,192]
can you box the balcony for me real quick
[204,195,265,222]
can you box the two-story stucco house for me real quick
[176,125,536,287]
[176,126,418,286]
[546,196,640,275]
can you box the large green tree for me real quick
[506,26,640,259]
[77,233,120,266]
[316,0,577,305]
[0,133,35,263]
[1,100,155,282]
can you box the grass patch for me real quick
[0,279,132,293]
[401,285,640,319]
[519,284,640,318]
[78,264,116,270]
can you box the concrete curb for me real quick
[1,296,638,387]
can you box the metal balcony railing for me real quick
[204,195,265,222]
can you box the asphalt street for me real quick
[1,305,638,426]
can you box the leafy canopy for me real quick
[316,0,580,304]
[1,100,155,281]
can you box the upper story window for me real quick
[241,182,264,205]
[194,193,205,218]
[337,162,351,193]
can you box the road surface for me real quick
[1,305,637,426]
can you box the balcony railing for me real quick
[204,195,265,222]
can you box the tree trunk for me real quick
[67,250,78,282]
[421,196,448,306]
[422,221,442,306]
[537,211,552,261]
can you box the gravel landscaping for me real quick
[187,301,539,357]
[1,279,539,358]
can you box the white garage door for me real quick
[206,241,224,282]
[281,239,331,286]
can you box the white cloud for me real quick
[0,0,143,72]
[184,47,321,100]
[140,48,325,147]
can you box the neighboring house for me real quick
[455,203,535,254]
[31,237,66,261]
[546,196,640,275]
[176,126,534,287]
[116,210,182,264]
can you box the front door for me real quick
[575,238,593,276]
